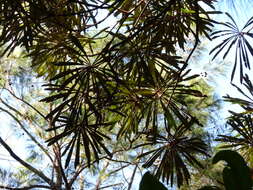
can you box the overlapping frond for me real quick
[217,75,253,163]
[0,0,218,185]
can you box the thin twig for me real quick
[98,183,123,190]
[127,164,138,190]
[0,185,51,190]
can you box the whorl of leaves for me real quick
[217,113,253,150]
[138,120,209,187]
[210,12,253,83]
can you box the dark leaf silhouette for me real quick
[138,121,209,187]
[139,172,168,190]
[210,13,253,82]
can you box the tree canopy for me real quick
[1,0,253,189]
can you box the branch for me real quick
[127,164,138,190]
[0,185,51,190]
[98,183,123,190]
[106,163,131,176]
[184,1,200,67]
[0,136,53,186]
[69,148,131,186]
[69,155,108,186]
[105,157,133,165]
[95,161,109,190]
[52,144,69,189]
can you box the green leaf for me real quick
[139,172,168,190]
[69,34,87,55]
[222,167,237,190]
[213,150,252,190]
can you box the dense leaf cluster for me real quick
[1,0,238,188]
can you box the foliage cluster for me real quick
[1,0,253,189]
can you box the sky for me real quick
[0,1,253,189]
[215,1,253,108]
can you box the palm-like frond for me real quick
[210,13,253,82]
[217,114,253,149]
[223,74,253,111]
[138,122,209,188]
[41,55,206,168]
[218,75,253,162]
[0,0,217,178]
